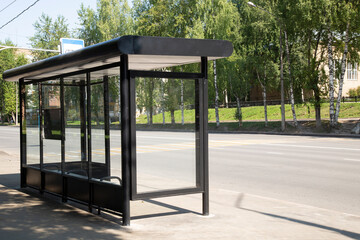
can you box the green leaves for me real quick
[30,14,70,61]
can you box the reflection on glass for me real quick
[91,82,105,165]
[42,81,61,171]
[136,78,196,193]
[64,80,86,176]
[26,84,40,167]
[109,76,121,182]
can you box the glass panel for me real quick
[64,79,86,176]
[42,81,61,172]
[91,81,105,164]
[90,79,109,180]
[136,77,196,193]
[109,76,122,182]
[25,84,40,167]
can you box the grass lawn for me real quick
[136,102,360,124]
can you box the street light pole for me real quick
[247,1,286,131]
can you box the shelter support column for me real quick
[19,78,26,188]
[201,57,209,215]
[120,54,131,226]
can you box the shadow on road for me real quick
[235,193,360,240]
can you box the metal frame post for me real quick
[60,78,68,203]
[103,76,111,175]
[39,82,44,193]
[19,79,26,188]
[80,80,87,162]
[129,75,137,199]
[195,76,203,190]
[120,54,131,226]
[86,72,93,212]
[60,78,65,173]
[201,57,209,215]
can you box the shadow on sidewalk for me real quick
[0,173,19,188]
[236,193,360,240]
[130,199,201,221]
[0,184,131,240]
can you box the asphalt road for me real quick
[1,125,360,215]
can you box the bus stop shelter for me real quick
[3,35,233,225]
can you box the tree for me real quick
[164,79,180,125]
[201,0,240,127]
[332,1,360,125]
[286,0,330,128]
[0,40,28,123]
[77,0,133,44]
[29,14,70,61]
[239,1,279,126]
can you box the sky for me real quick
[0,0,97,47]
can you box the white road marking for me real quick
[266,152,283,155]
[343,158,360,162]
[137,136,194,141]
[263,143,360,151]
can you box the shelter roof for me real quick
[3,35,233,82]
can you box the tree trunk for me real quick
[236,97,242,127]
[149,80,154,126]
[213,60,220,127]
[171,110,175,125]
[11,112,15,124]
[0,81,4,124]
[335,22,350,123]
[118,76,121,124]
[279,27,286,131]
[327,27,336,127]
[262,86,268,127]
[309,28,323,128]
[314,86,322,128]
[181,79,184,125]
[284,30,298,128]
[257,71,268,127]
[225,88,229,108]
[161,78,165,125]
[16,82,18,125]
[143,79,150,125]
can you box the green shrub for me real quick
[348,88,357,97]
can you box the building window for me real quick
[347,62,358,80]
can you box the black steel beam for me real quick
[60,78,65,174]
[130,70,203,79]
[80,80,87,162]
[132,187,203,201]
[60,78,67,203]
[20,62,121,84]
[120,55,131,226]
[195,78,202,189]
[86,72,93,213]
[129,76,137,200]
[19,79,26,188]
[201,57,209,216]
[38,82,44,194]
[103,76,111,176]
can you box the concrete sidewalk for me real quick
[0,151,360,240]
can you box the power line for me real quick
[0,0,17,13]
[0,0,41,30]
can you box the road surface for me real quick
[0,125,359,215]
